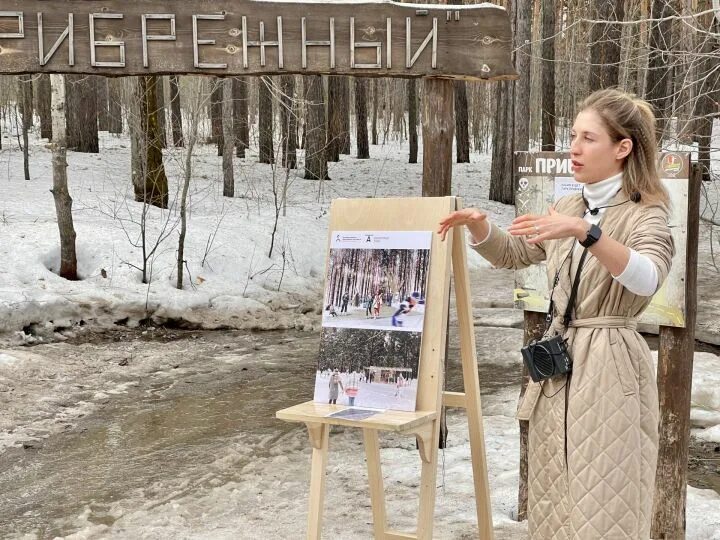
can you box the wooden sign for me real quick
[0,0,516,80]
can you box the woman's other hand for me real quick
[437,208,488,242]
[508,206,587,245]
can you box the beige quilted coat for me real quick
[472,192,674,539]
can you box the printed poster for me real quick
[313,231,432,412]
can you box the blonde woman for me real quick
[438,88,674,539]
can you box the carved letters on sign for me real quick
[0,3,517,80]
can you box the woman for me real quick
[328,370,344,405]
[372,290,383,319]
[438,89,674,539]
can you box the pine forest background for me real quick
[324,249,431,308]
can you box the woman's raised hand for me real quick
[437,208,488,242]
[508,206,585,245]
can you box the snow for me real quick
[0,130,500,343]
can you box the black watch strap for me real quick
[580,223,602,248]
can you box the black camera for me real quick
[521,334,572,383]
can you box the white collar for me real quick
[582,172,623,210]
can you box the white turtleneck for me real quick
[470,172,659,296]
[579,172,658,296]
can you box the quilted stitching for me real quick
[524,196,662,540]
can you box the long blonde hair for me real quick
[578,88,670,207]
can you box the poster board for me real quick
[314,230,432,412]
[513,151,689,328]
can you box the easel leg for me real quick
[306,422,330,540]
[363,429,388,538]
[416,420,440,540]
[452,225,495,540]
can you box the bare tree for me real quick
[327,75,342,162]
[177,77,209,290]
[209,77,223,152]
[167,75,183,147]
[280,75,298,169]
[49,74,78,281]
[18,75,31,181]
[303,74,329,181]
[222,77,235,197]
[96,76,109,131]
[372,78,379,145]
[259,76,275,164]
[132,76,169,209]
[541,0,556,151]
[65,75,99,153]
[108,78,123,135]
[37,74,53,140]
[408,79,418,164]
[233,76,250,158]
[355,77,370,160]
[646,0,681,139]
[155,76,167,148]
[589,1,625,91]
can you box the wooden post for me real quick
[651,164,701,538]
[421,79,454,198]
[518,311,545,520]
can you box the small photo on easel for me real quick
[313,230,432,412]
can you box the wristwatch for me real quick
[580,223,602,248]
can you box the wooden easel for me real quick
[276,196,493,540]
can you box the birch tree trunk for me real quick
[49,74,78,281]
[222,78,235,197]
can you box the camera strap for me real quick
[545,243,589,331]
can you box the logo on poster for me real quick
[661,154,683,177]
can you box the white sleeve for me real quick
[612,247,660,297]
[467,222,492,247]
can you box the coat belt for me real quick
[516,315,639,422]
[568,316,637,330]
